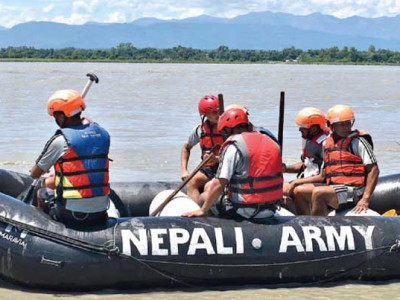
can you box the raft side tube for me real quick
[369,173,400,214]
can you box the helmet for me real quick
[225,104,249,115]
[295,107,326,129]
[326,104,355,125]
[218,108,249,132]
[47,89,85,117]
[198,95,219,115]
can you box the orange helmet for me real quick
[326,104,355,125]
[295,107,326,129]
[47,89,85,117]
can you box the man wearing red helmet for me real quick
[30,89,112,226]
[183,108,286,219]
[181,95,223,204]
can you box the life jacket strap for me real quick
[59,154,108,162]
[55,168,109,176]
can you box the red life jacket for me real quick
[200,121,224,166]
[324,130,372,186]
[222,132,283,205]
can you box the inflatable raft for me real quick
[0,168,400,290]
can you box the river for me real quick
[1,62,400,299]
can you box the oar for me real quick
[150,144,220,216]
[22,73,99,204]
[218,93,224,115]
[278,91,285,152]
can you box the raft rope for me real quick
[0,214,195,287]
[306,243,396,285]
[131,243,396,268]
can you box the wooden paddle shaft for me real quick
[150,145,219,216]
[218,94,224,115]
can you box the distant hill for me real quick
[0,11,400,50]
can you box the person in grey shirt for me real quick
[31,89,111,226]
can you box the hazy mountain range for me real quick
[1,11,400,50]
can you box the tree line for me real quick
[1,43,400,64]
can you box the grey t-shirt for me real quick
[36,134,68,171]
[216,144,246,181]
[186,123,202,147]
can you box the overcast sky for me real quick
[1,0,400,28]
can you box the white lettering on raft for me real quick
[122,227,244,256]
[279,225,375,253]
[0,231,27,247]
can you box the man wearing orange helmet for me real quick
[30,89,111,226]
[180,95,224,204]
[183,108,287,219]
[299,104,379,216]
[282,107,329,214]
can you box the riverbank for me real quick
[1,58,399,66]
[1,44,399,65]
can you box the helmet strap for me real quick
[221,127,233,141]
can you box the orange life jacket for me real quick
[222,132,283,205]
[200,121,224,166]
[324,130,372,186]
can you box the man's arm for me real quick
[181,125,201,181]
[30,135,67,180]
[180,143,192,181]
[30,164,46,179]
[182,178,228,217]
[282,162,304,173]
[352,163,379,213]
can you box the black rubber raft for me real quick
[0,168,400,291]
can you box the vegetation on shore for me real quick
[1,43,400,64]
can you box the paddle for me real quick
[150,144,220,216]
[218,93,224,115]
[278,91,285,152]
[22,73,100,204]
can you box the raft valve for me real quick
[252,238,262,249]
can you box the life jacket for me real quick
[302,130,328,169]
[200,121,224,166]
[54,122,110,202]
[222,132,283,206]
[253,126,279,144]
[324,130,372,186]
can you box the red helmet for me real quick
[218,108,249,132]
[198,95,219,115]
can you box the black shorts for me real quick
[49,203,107,227]
[200,164,219,179]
